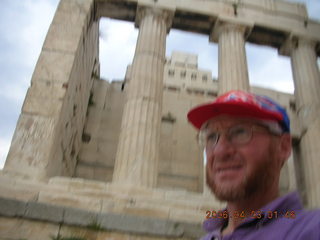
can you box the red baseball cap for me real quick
[187,90,290,132]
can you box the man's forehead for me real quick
[204,115,261,129]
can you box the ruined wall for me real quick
[158,90,208,192]
[4,0,99,180]
[75,80,125,182]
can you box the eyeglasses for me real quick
[199,123,282,150]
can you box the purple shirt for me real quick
[201,192,320,240]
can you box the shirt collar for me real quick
[203,191,303,233]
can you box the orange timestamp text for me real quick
[205,210,296,219]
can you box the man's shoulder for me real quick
[299,208,320,219]
[282,209,320,239]
[294,208,320,225]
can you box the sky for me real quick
[0,0,319,169]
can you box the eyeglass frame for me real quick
[198,121,283,150]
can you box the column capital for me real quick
[279,35,318,56]
[209,17,253,43]
[135,6,174,33]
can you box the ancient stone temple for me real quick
[1,0,319,239]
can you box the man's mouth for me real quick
[217,165,243,172]
[215,165,244,178]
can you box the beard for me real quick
[206,145,277,202]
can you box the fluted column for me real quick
[112,7,173,188]
[284,38,320,208]
[211,20,252,94]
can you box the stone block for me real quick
[38,191,101,212]
[119,204,170,219]
[0,172,16,186]
[48,176,73,186]
[100,198,117,212]
[97,231,195,240]
[124,199,171,218]
[23,89,63,117]
[158,174,199,193]
[48,177,108,192]
[0,197,26,217]
[43,11,84,53]
[98,213,183,237]
[169,208,203,224]
[67,178,108,191]
[24,201,64,223]
[106,183,166,200]
[0,217,59,240]
[4,114,58,180]
[64,207,98,226]
[165,189,207,203]
[32,50,75,83]
[0,177,40,201]
[31,80,67,99]
[70,187,114,200]
[17,178,70,195]
[57,0,93,19]
[59,225,99,240]
[97,140,117,160]
[79,139,99,152]
[93,167,112,182]
[78,150,99,163]
[74,164,95,179]
[198,198,226,213]
[101,198,128,214]
[178,221,205,239]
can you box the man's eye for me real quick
[207,133,218,142]
[230,127,248,136]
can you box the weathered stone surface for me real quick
[43,12,85,53]
[23,90,63,117]
[64,207,98,226]
[0,182,39,201]
[0,217,59,240]
[32,50,75,83]
[0,197,26,217]
[98,213,184,237]
[119,203,170,219]
[25,201,64,223]
[168,208,204,224]
[38,191,101,212]
[59,225,99,240]
[4,114,58,180]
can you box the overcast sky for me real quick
[0,0,319,169]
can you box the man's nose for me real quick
[212,134,236,158]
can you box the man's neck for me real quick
[222,189,279,236]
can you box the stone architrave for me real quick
[281,37,320,208]
[112,6,173,188]
[211,20,252,94]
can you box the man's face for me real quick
[205,116,291,202]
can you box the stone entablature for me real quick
[97,0,320,52]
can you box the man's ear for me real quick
[279,133,292,167]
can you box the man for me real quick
[187,90,320,240]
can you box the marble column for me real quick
[211,21,252,94]
[281,37,320,208]
[112,7,173,188]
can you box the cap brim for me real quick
[187,101,283,130]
